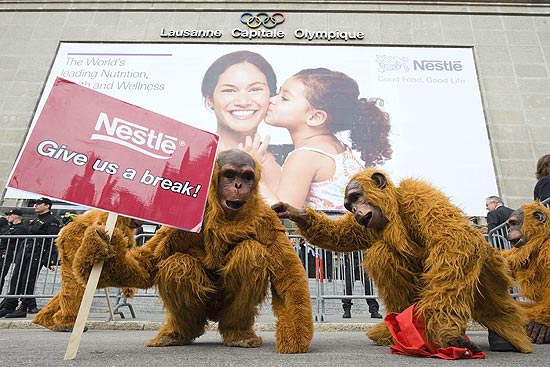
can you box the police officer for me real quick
[2,198,60,318]
[0,209,29,296]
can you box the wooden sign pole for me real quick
[64,212,118,360]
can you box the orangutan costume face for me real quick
[507,207,547,248]
[344,176,388,231]
[216,149,257,217]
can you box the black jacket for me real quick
[0,222,28,258]
[26,211,60,266]
[486,205,514,232]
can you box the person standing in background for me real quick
[2,197,60,318]
[0,209,28,295]
[534,154,550,203]
[342,252,382,319]
[485,196,514,233]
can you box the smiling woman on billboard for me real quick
[200,50,282,195]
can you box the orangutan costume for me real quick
[502,201,550,344]
[273,167,533,353]
[32,210,141,332]
[72,149,313,353]
[32,210,139,331]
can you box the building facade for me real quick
[1,1,549,214]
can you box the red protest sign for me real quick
[8,77,219,231]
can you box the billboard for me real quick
[7,43,496,216]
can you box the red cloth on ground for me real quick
[384,304,486,359]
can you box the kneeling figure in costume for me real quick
[273,168,532,354]
[503,201,550,344]
[73,149,313,353]
[32,210,140,332]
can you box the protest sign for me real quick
[7,77,219,359]
[8,77,219,232]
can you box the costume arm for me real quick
[516,250,550,326]
[72,225,153,289]
[267,228,313,353]
[501,247,528,279]
[73,225,191,290]
[526,288,550,326]
[272,202,371,252]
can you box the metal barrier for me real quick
[10,199,550,322]
[487,222,511,250]
[0,235,60,300]
[0,232,378,322]
[289,234,379,321]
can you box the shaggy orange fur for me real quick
[72,153,313,353]
[32,210,137,331]
[503,202,550,327]
[290,168,532,353]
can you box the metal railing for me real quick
[4,198,547,322]
[0,232,379,322]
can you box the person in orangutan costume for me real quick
[502,201,550,344]
[72,149,313,353]
[32,210,141,331]
[272,167,533,354]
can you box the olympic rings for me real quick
[240,12,285,29]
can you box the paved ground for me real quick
[1,310,549,366]
[2,328,550,367]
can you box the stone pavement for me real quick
[0,308,486,332]
[5,328,550,367]
[0,310,381,331]
[3,306,543,367]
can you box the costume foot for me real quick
[53,325,88,332]
[367,321,393,346]
[146,333,192,347]
[371,312,383,319]
[342,310,351,318]
[223,331,263,348]
[488,330,519,352]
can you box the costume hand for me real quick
[271,202,308,227]
[446,336,483,354]
[238,133,271,165]
[527,320,550,344]
[122,287,136,299]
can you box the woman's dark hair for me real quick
[293,68,392,166]
[201,50,277,99]
[536,154,550,179]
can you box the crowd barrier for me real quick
[0,232,379,322]
[1,198,548,322]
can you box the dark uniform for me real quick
[341,252,382,319]
[2,210,60,315]
[0,220,29,294]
